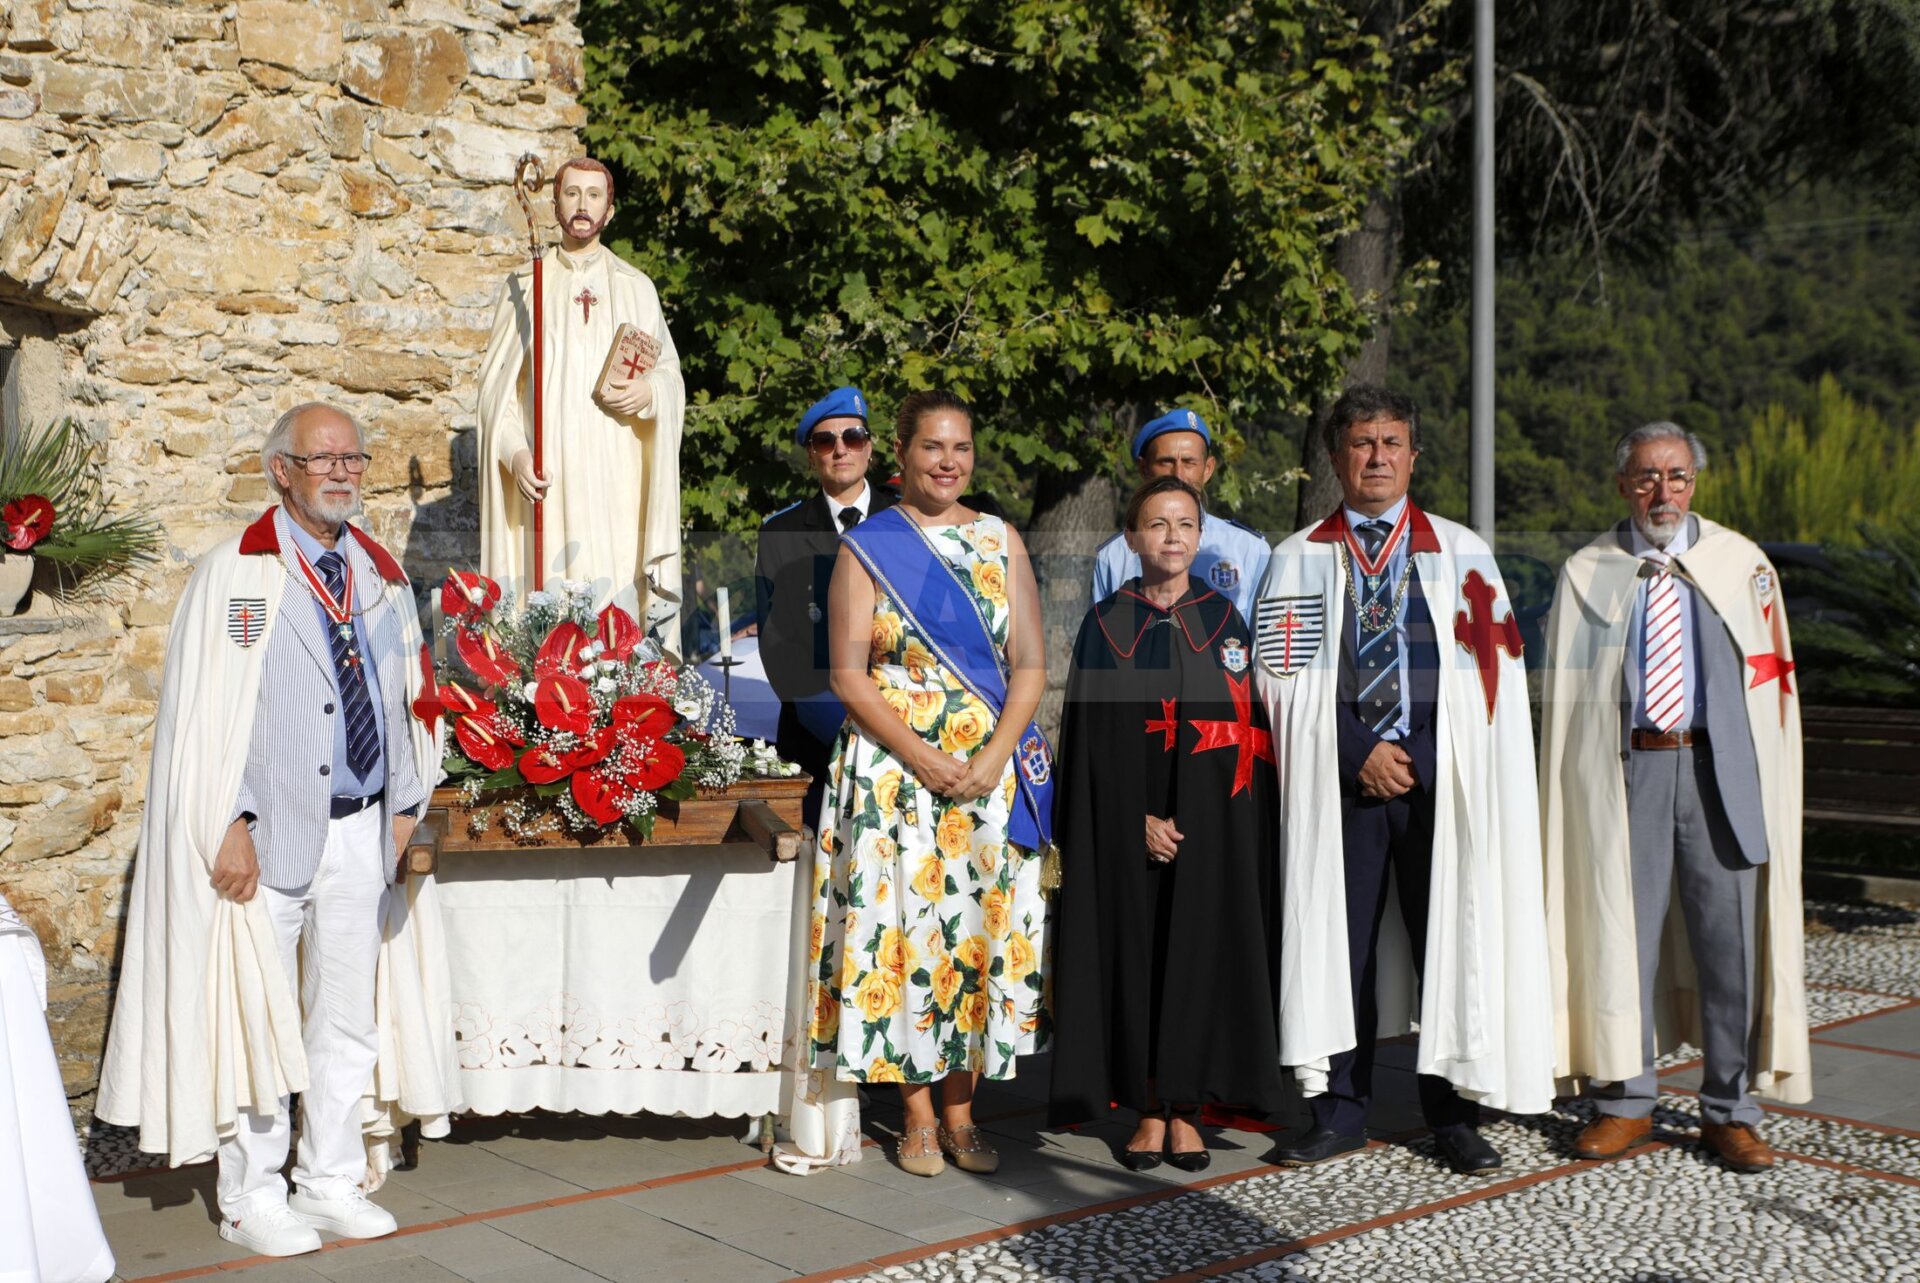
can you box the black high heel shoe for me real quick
[1120,1108,1165,1171]
[1166,1104,1211,1172]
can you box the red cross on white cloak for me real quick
[1452,568,1523,722]
[1188,674,1274,797]
[1747,599,1797,727]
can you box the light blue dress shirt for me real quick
[1342,495,1413,742]
[1624,518,1703,732]
[283,517,387,798]
[1091,509,1270,622]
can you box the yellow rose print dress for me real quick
[805,515,1051,1083]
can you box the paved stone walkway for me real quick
[89,897,1920,1283]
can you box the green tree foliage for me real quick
[1697,379,1920,545]
[577,0,1441,532]
[1788,521,1920,708]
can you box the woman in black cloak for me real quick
[1048,476,1283,1171]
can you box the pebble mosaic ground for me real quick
[86,896,1920,1282]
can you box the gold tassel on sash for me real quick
[1038,841,1063,896]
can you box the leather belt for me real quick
[1630,728,1706,751]
[330,790,384,819]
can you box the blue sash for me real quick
[841,507,1055,852]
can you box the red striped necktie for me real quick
[1642,559,1684,732]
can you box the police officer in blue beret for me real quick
[1090,408,1270,619]
[754,387,898,831]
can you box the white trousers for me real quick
[1,921,116,1283]
[216,806,385,1218]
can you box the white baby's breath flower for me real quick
[526,590,554,607]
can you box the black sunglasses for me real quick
[808,426,873,451]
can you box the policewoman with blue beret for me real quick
[1090,409,1270,622]
[753,386,897,830]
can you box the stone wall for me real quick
[0,0,586,1111]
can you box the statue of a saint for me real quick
[477,156,685,616]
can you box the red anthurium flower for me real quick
[2,495,54,551]
[572,767,627,825]
[441,570,500,618]
[596,604,642,660]
[564,724,618,771]
[625,740,686,792]
[454,625,519,687]
[533,673,594,737]
[452,717,515,771]
[534,621,593,680]
[410,645,443,733]
[518,743,573,785]
[439,682,496,721]
[611,693,677,741]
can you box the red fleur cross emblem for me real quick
[1452,568,1523,722]
[1188,674,1274,797]
[574,286,598,324]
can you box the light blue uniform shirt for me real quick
[283,518,386,799]
[1091,509,1270,622]
[1624,518,1703,732]
[1342,495,1413,742]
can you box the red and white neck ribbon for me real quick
[293,546,355,626]
[1342,504,1412,581]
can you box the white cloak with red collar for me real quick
[1252,505,1555,1114]
[96,510,460,1172]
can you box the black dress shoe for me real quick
[1431,1125,1502,1175]
[1119,1146,1164,1172]
[1266,1125,1366,1167]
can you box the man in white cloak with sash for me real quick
[1254,385,1554,1174]
[1540,421,1807,1173]
[97,403,460,1257]
[477,156,687,616]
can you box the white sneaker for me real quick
[288,1187,399,1240]
[219,1202,324,1257]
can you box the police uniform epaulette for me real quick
[1094,530,1128,555]
[1217,515,1266,539]
[760,499,805,527]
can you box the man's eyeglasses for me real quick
[808,427,872,452]
[287,452,372,476]
[1627,469,1696,494]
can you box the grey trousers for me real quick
[1592,743,1762,1126]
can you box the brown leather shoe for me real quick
[1574,1115,1652,1159]
[1700,1120,1775,1172]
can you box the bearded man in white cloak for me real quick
[477,156,687,616]
[1540,421,1807,1173]
[1254,385,1554,1175]
[97,403,461,1258]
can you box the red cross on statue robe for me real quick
[574,286,598,324]
[1188,674,1274,797]
[1144,698,1180,752]
[1452,568,1523,722]
[620,350,649,380]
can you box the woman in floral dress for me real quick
[802,390,1052,1177]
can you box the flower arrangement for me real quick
[424,572,776,841]
[0,418,160,605]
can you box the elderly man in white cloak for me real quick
[1540,421,1808,1173]
[97,403,460,1257]
[477,156,687,617]
[1254,385,1554,1175]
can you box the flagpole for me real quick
[512,154,547,593]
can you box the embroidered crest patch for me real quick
[1752,564,1775,608]
[1018,732,1052,787]
[1255,596,1323,677]
[227,597,268,649]
[1219,638,1249,674]
[1208,559,1240,592]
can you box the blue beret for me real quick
[1131,408,1211,459]
[796,386,868,444]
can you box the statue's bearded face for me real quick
[554,167,613,244]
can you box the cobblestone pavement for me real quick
[88,896,1920,1282]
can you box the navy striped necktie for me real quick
[315,551,380,779]
[1354,519,1405,736]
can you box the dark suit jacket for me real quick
[1335,572,1441,796]
[754,485,899,706]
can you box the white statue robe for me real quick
[1539,517,1810,1102]
[2,892,115,1283]
[477,244,686,617]
[1253,506,1555,1114]
[95,510,462,1173]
